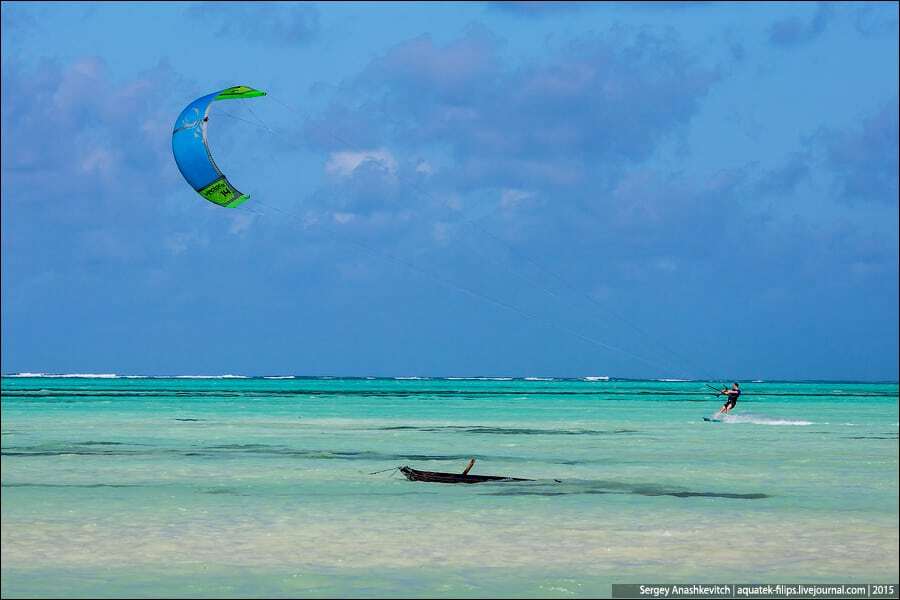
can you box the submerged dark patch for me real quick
[376,425,639,436]
[483,479,770,500]
[1,443,526,463]
[79,441,130,446]
[0,443,619,466]
[201,487,250,496]
[2,482,139,488]
[1,449,144,457]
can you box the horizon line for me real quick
[1,373,898,385]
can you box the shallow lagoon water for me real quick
[2,377,897,597]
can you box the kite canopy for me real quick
[172,85,266,208]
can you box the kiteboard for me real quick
[703,417,721,422]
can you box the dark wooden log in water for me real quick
[399,466,531,484]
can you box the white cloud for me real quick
[332,211,355,224]
[500,188,535,209]
[432,221,452,243]
[228,213,256,236]
[415,159,434,175]
[80,148,115,175]
[164,231,209,255]
[325,148,397,178]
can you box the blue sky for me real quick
[2,1,897,379]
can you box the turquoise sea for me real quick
[1,376,897,598]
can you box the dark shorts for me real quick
[724,397,737,409]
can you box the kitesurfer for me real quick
[717,382,741,414]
